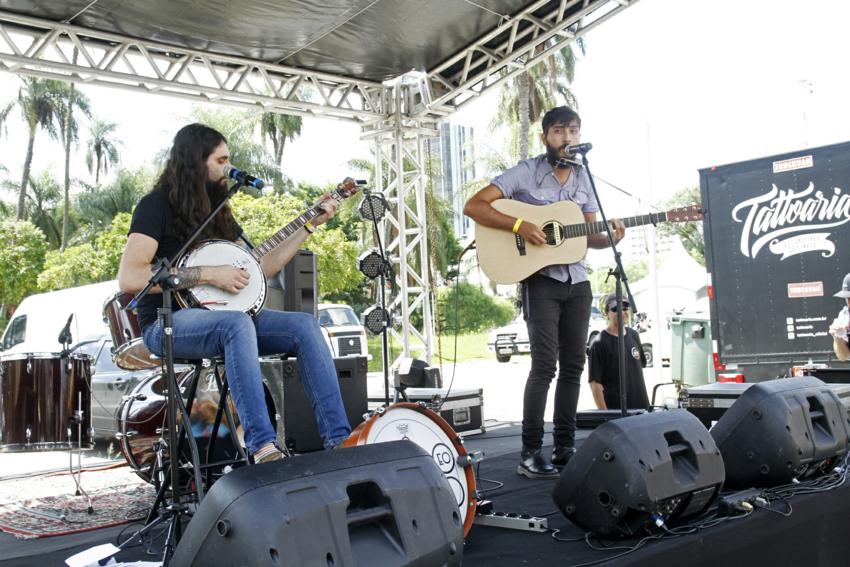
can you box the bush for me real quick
[436,283,514,333]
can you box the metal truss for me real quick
[425,0,638,114]
[365,82,437,366]
[0,11,384,122]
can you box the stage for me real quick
[1,422,849,567]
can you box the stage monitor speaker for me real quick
[261,355,368,453]
[552,410,724,538]
[265,249,317,317]
[171,441,464,567]
[710,376,850,489]
[395,357,442,388]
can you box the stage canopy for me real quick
[0,0,637,123]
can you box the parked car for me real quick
[317,303,371,360]
[1,280,117,354]
[487,306,606,363]
[75,336,158,442]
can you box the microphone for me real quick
[566,143,593,154]
[58,313,74,345]
[223,164,265,190]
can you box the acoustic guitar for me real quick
[474,199,703,284]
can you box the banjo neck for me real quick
[249,205,325,261]
[248,178,360,260]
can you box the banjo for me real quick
[175,177,364,315]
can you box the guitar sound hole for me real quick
[542,222,564,246]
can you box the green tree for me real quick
[85,118,121,185]
[493,41,583,160]
[436,283,514,333]
[59,79,92,250]
[37,243,103,291]
[260,112,302,193]
[658,186,705,265]
[0,220,48,314]
[0,78,71,219]
[36,213,130,291]
[76,167,151,236]
[3,171,65,249]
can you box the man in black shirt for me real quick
[587,293,650,410]
[118,123,351,465]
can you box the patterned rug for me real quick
[0,465,155,539]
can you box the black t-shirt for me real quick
[129,190,243,330]
[587,327,650,410]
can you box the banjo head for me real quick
[177,240,267,314]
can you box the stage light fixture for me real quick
[362,305,391,335]
[357,249,386,280]
[358,192,390,222]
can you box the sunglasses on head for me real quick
[609,304,630,312]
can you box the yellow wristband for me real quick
[304,221,314,234]
[512,218,523,234]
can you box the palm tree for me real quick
[3,171,63,248]
[85,118,121,185]
[0,78,70,220]
[260,112,302,193]
[76,167,150,234]
[59,72,92,250]
[494,41,584,160]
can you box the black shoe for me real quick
[551,446,576,469]
[517,448,559,479]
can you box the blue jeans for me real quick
[143,308,351,453]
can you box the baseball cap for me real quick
[835,273,850,298]
[604,293,630,311]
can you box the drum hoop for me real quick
[346,401,477,535]
[1,352,68,361]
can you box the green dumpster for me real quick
[670,310,714,386]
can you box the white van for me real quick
[317,303,370,359]
[1,280,117,354]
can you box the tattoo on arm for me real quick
[174,267,201,289]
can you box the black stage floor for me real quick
[2,422,849,566]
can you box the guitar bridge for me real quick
[514,233,526,256]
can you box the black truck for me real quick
[700,141,850,382]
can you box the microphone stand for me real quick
[578,152,638,419]
[121,179,245,565]
[363,190,395,406]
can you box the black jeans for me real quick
[521,275,592,450]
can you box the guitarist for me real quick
[118,123,351,464]
[464,106,625,479]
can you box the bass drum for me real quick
[343,402,478,536]
[117,366,278,485]
[0,353,93,452]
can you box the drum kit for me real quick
[0,291,482,538]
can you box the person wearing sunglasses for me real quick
[587,293,650,411]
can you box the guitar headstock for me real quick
[335,177,367,200]
[666,204,704,222]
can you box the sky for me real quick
[1,0,849,219]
